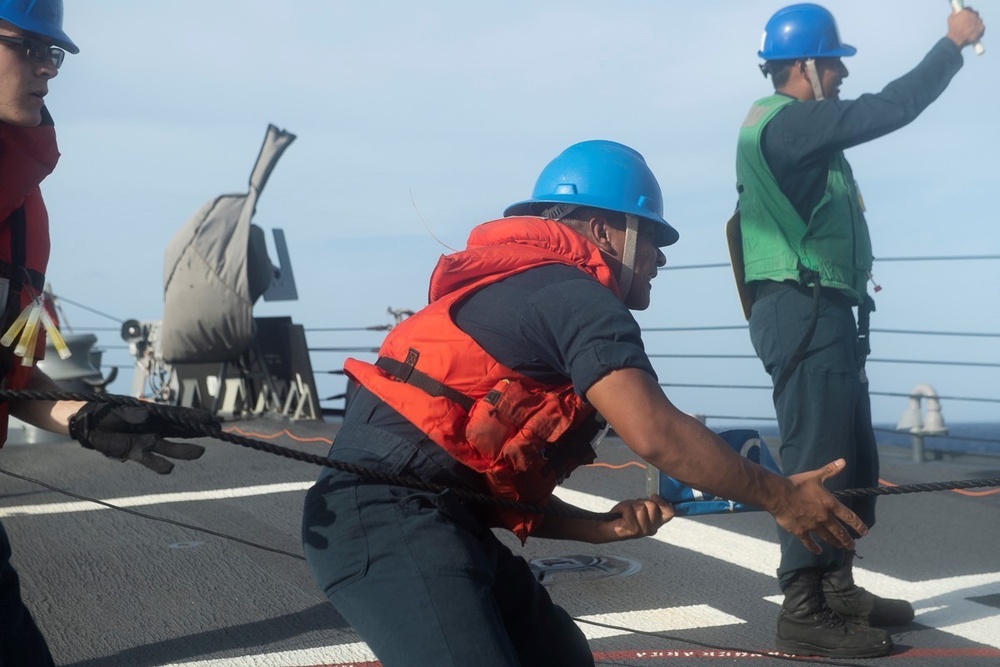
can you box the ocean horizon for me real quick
[744,422,1000,458]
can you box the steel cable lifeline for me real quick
[3,389,998,522]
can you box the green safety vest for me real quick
[736,94,872,303]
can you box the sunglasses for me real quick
[0,33,65,69]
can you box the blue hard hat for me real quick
[504,140,679,247]
[758,3,855,61]
[0,0,78,53]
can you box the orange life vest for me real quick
[344,217,621,540]
[0,115,58,446]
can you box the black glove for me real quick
[69,402,216,474]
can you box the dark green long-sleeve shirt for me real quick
[761,38,964,223]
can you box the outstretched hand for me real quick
[774,459,869,554]
[69,402,218,474]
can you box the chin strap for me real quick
[804,58,825,101]
[618,214,639,301]
[544,206,637,303]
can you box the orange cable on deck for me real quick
[223,425,333,445]
[880,477,1000,497]
[586,461,647,471]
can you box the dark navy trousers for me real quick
[302,424,593,667]
[749,286,879,588]
[0,521,54,667]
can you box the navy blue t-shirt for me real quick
[344,263,655,440]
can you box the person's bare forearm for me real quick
[586,367,864,554]
[643,408,790,513]
[531,496,601,542]
[589,368,790,512]
[533,494,674,544]
[8,369,85,436]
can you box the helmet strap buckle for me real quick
[541,204,578,222]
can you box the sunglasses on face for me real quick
[0,33,64,69]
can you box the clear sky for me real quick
[38,1,998,426]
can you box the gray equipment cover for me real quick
[161,125,296,363]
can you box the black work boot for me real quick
[776,570,893,658]
[823,552,915,627]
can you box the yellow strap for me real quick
[14,300,43,360]
[1,302,32,348]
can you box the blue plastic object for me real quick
[758,3,855,61]
[504,140,679,247]
[647,429,783,516]
[0,0,78,53]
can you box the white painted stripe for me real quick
[894,571,1000,597]
[935,615,1000,650]
[913,600,1000,649]
[555,488,1000,650]
[555,487,780,576]
[161,642,375,667]
[9,481,992,665]
[0,482,315,517]
[577,604,745,639]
